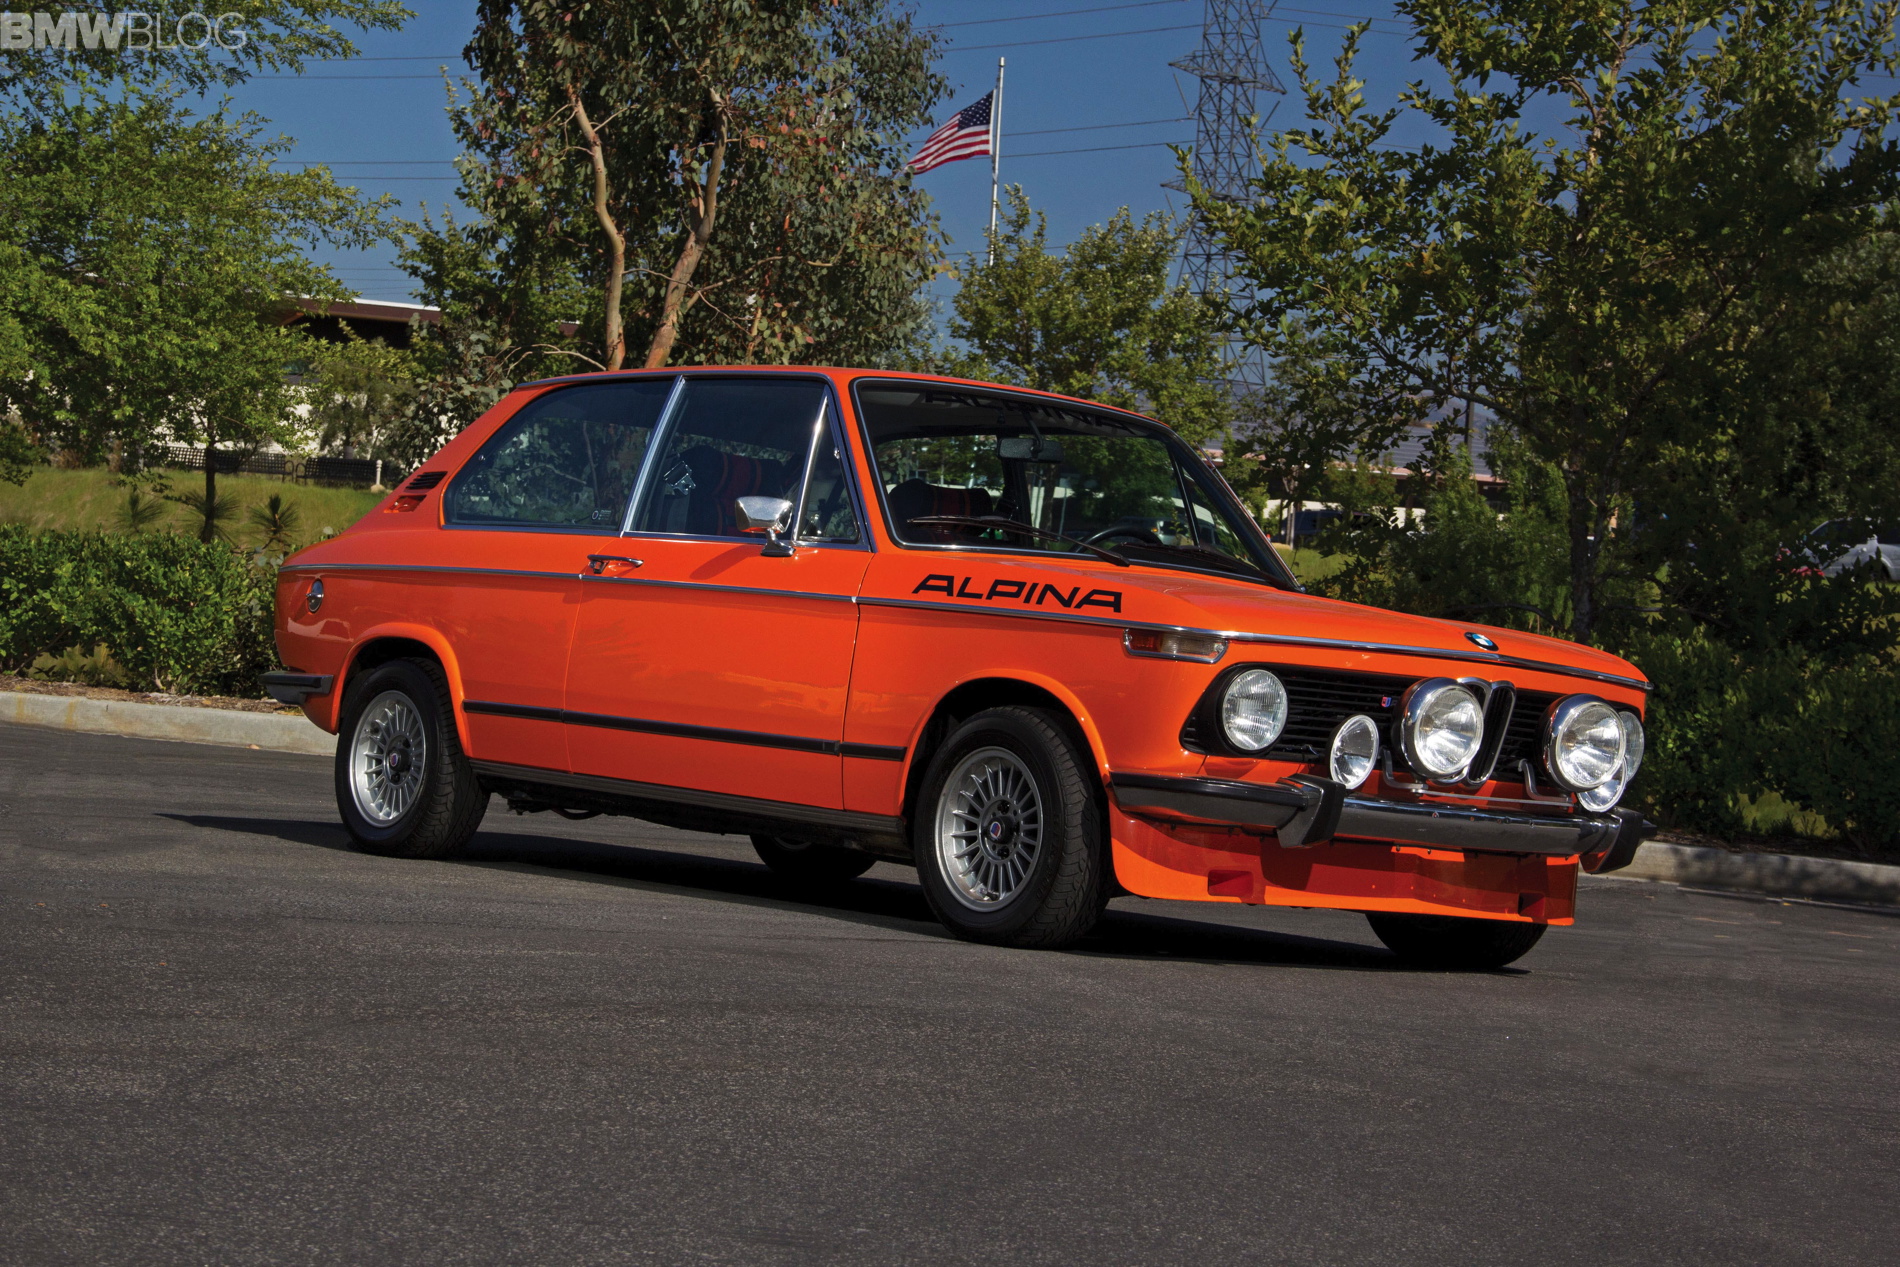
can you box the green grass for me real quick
[0,466,383,547]
[1278,545,1353,586]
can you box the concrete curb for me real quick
[1595,841,1900,909]
[1,691,335,756]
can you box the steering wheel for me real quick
[1086,525,1163,547]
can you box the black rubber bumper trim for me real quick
[260,672,333,705]
[1110,771,1623,857]
[1581,808,1655,874]
[1109,772,1312,831]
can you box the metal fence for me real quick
[157,445,404,488]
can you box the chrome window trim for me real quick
[616,374,872,553]
[621,373,687,534]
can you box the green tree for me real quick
[443,0,946,371]
[301,330,420,462]
[948,188,1233,445]
[1195,0,1900,644]
[0,85,393,542]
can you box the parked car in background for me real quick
[1798,519,1900,580]
[265,369,1652,970]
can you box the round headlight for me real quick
[1619,710,1645,778]
[1220,669,1288,752]
[1329,714,1380,789]
[1577,711,1645,812]
[1545,696,1626,792]
[1399,679,1484,780]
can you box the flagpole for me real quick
[987,57,1005,266]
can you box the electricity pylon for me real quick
[1167,0,1284,398]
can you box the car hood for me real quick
[1126,567,1646,690]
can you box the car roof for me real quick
[509,366,1175,432]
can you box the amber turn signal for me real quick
[1123,629,1228,663]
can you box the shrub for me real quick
[0,526,277,696]
[1618,627,1900,855]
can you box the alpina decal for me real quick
[912,573,1124,614]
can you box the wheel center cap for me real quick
[387,747,411,777]
[981,801,1018,858]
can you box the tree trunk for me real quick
[645,104,729,370]
[1565,475,1603,646]
[569,88,627,371]
[201,441,217,545]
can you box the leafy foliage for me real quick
[0,527,277,696]
[1195,0,1900,644]
[439,0,947,371]
[174,489,241,546]
[946,189,1233,445]
[114,489,169,535]
[29,642,131,689]
[247,494,303,552]
[300,330,420,462]
[0,80,397,556]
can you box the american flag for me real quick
[907,92,994,174]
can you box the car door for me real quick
[433,377,674,772]
[563,375,872,810]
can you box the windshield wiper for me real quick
[1120,538,1290,586]
[906,515,1131,567]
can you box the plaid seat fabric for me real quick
[680,447,789,536]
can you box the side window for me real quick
[798,433,861,543]
[631,379,830,538]
[444,380,673,530]
[1182,467,1253,562]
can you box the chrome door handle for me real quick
[586,555,644,575]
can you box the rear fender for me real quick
[321,624,470,751]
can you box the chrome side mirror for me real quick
[736,495,795,557]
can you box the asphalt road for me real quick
[2,724,1897,1266]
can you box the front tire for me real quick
[335,657,487,858]
[913,706,1109,949]
[750,834,877,882]
[1366,911,1548,970]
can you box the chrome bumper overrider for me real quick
[1109,772,1652,869]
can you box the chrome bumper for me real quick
[1110,772,1650,865]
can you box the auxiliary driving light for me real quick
[1329,714,1380,789]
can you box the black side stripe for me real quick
[462,699,906,761]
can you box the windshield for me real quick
[856,382,1295,588]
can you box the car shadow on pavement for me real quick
[160,813,359,852]
[163,812,1409,971]
[1081,907,1406,971]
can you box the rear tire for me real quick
[912,706,1110,949]
[1366,912,1548,970]
[750,834,877,882]
[335,657,487,859]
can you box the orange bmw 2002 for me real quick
[266,368,1652,969]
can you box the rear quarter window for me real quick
[444,380,673,530]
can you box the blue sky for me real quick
[221,1,1423,304]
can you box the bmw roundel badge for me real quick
[1466,631,1498,650]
